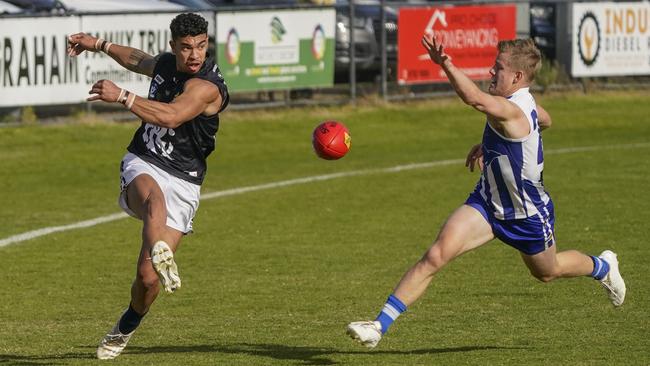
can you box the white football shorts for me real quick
[118,152,200,234]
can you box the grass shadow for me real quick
[0,343,528,365]
[120,342,524,365]
[0,351,93,366]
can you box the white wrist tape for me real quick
[94,38,104,51]
[125,93,136,110]
[116,88,126,104]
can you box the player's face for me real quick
[170,34,209,74]
[488,52,517,96]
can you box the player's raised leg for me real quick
[97,174,183,360]
[520,245,626,306]
[126,174,184,301]
[347,205,494,348]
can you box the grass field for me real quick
[1,91,649,365]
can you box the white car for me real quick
[0,0,22,14]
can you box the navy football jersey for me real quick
[127,53,229,185]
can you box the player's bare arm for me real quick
[87,78,222,129]
[536,104,552,130]
[421,32,528,138]
[465,143,483,172]
[67,33,158,77]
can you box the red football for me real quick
[312,121,351,160]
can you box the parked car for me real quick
[2,0,66,13]
[530,2,556,61]
[202,0,296,7]
[334,0,398,81]
[0,0,22,14]
[165,0,214,10]
[60,0,185,13]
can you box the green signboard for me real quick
[216,9,335,92]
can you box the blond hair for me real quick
[497,39,542,82]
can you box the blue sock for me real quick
[374,294,407,334]
[590,255,610,280]
[118,304,145,334]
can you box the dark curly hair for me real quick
[170,13,208,40]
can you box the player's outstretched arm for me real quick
[420,31,521,124]
[87,78,223,129]
[67,33,157,77]
[536,104,552,131]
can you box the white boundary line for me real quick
[1,142,649,248]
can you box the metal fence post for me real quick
[380,0,387,101]
[213,10,219,65]
[349,0,356,103]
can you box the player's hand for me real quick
[87,79,122,103]
[465,143,484,172]
[421,30,451,66]
[67,32,99,57]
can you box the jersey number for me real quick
[142,124,175,160]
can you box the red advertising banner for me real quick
[398,5,516,84]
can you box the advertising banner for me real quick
[0,13,186,107]
[397,5,516,84]
[0,17,82,106]
[572,2,650,77]
[216,9,335,92]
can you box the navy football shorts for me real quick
[465,191,555,255]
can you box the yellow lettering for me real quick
[614,9,623,34]
[640,9,648,34]
[626,9,635,33]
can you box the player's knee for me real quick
[421,245,448,271]
[140,275,160,292]
[530,270,558,283]
[137,266,160,291]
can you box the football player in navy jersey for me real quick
[346,33,626,349]
[68,13,229,359]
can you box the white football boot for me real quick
[96,322,134,360]
[598,250,626,307]
[151,240,181,293]
[347,321,382,348]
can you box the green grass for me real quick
[0,91,649,365]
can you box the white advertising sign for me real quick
[0,13,188,107]
[0,17,82,106]
[572,2,650,77]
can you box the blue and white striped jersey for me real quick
[475,87,551,220]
